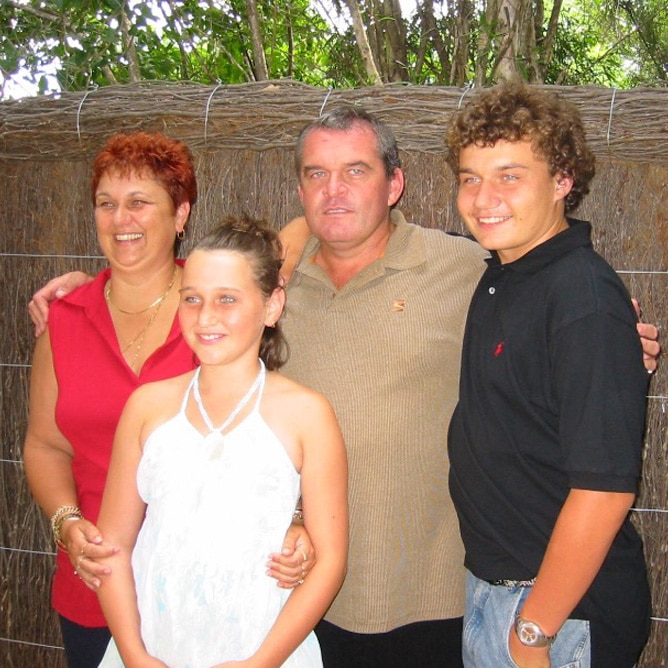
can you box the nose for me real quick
[112,204,132,225]
[323,173,346,197]
[472,179,499,209]
[197,301,218,327]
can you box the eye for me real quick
[219,295,236,304]
[96,200,115,208]
[181,294,201,304]
[501,173,519,182]
[460,175,479,185]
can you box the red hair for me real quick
[91,132,197,209]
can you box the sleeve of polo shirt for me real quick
[550,277,649,493]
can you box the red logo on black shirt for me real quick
[494,341,505,357]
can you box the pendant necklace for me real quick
[192,360,266,435]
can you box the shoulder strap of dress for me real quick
[180,367,200,414]
[251,360,267,413]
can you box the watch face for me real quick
[515,617,554,647]
[518,621,541,645]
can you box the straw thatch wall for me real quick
[1,81,667,667]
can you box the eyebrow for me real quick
[302,160,374,172]
[95,190,152,199]
[179,286,241,293]
[458,162,529,174]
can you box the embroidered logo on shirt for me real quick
[391,300,406,312]
[494,341,505,357]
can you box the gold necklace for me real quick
[106,266,178,371]
[121,297,166,370]
[105,266,177,315]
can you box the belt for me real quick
[486,578,536,589]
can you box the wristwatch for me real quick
[514,615,557,648]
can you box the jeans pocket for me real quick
[551,618,591,668]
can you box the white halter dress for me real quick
[99,363,322,667]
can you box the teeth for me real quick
[115,233,143,241]
[479,217,507,224]
[200,334,222,341]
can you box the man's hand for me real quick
[60,518,119,591]
[28,271,94,337]
[633,299,661,373]
[266,522,315,589]
[508,627,551,668]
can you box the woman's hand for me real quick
[60,518,119,591]
[266,522,315,589]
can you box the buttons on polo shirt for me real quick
[488,287,496,295]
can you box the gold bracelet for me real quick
[292,509,304,523]
[50,505,83,548]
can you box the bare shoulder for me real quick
[130,370,193,405]
[263,372,337,426]
[123,370,196,432]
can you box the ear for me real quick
[554,174,574,202]
[387,168,405,207]
[175,201,191,234]
[264,287,286,327]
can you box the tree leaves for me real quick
[1,0,666,99]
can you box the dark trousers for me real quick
[315,617,464,668]
[59,615,111,668]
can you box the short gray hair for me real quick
[294,105,401,178]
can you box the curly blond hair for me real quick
[445,82,596,212]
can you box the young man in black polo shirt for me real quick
[446,82,651,668]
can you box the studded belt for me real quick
[486,578,537,589]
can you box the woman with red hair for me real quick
[23,133,307,667]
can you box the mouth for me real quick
[323,204,351,215]
[197,333,225,342]
[478,216,509,226]
[115,233,143,242]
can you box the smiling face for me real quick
[178,249,284,367]
[94,169,190,273]
[457,139,573,264]
[297,124,404,253]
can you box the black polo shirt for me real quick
[448,219,650,666]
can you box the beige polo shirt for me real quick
[282,211,488,633]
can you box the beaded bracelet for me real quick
[50,504,83,549]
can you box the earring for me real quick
[176,229,186,241]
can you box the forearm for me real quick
[249,555,346,668]
[23,442,78,516]
[520,489,634,636]
[96,553,149,666]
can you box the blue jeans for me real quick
[463,571,591,668]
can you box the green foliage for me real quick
[1,0,667,99]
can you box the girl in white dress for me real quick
[95,217,348,668]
